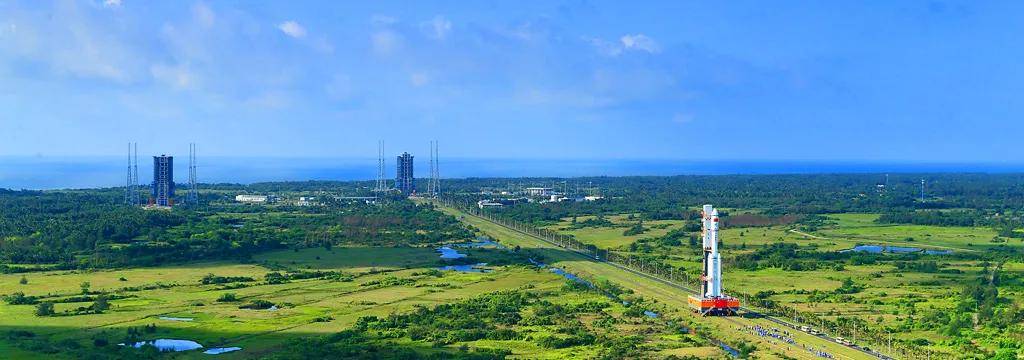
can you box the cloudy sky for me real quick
[1,1,1022,162]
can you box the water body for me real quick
[203,347,242,355]
[4,156,1023,190]
[439,263,490,273]
[437,247,468,259]
[643,310,659,318]
[455,238,503,248]
[549,268,594,288]
[158,316,194,321]
[719,342,741,357]
[125,339,203,352]
[845,245,951,255]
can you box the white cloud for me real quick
[585,37,622,56]
[325,73,352,99]
[150,63,195,89]
[409,72,430,87]
[192,3,216,28]
[277,20,306,39]
[371,30,400,55]
[103,0,121,8]
[587,34,661,56]
[0,2,141,82]
[423,16,451,40]
[620,34,659,53]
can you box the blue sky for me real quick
[0,0,1022,162]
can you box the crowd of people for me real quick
[740,325,835,359]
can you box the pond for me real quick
[125,339,203,352]
[203,347,242,355]
[643,310,659,318]
[158,316,194,322]
[436,247,468,259]
[439,263,491,273]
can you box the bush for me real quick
[239,299,276,310]
[217,293,238,302]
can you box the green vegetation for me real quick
[442,174,1024,359]
[4,173,1024,359]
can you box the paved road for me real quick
[447,205,896,360]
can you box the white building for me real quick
[296,197,318,206]
[584,196,604,201]
[525,187,554,196]
[477,200,504,209]
[235,194,275,204]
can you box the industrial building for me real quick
[395,152,415,195]
[688,204,740,316]
[151,155,174,207]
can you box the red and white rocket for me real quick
[702,204,723,298]
[689,204,739,316]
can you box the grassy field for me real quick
[438,205,880,360]
[0,243,725,359]
[0,247,569,359]
[542,214,685,249]
[533,209,1023,357]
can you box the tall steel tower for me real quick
[428,140,440,197]
[186,143,198,205]
[374,140,388,193]
[125,142,140,205]
[125,143,133,205]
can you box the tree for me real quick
[93,293,110,312]
[19,276,27,285]
[80,281,91,295]
[35,302,55,316]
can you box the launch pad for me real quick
[688,295,740,316]
[688,204,741,316]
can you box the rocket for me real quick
[701,204,722,298]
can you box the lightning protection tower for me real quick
[186,143,198,205]
[125,142,140,205]
[374,140,388,193]
[428,140,440,197]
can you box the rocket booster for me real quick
[702,204,722,298]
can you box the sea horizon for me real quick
[2,155,1023,190]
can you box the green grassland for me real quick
[542,214,685,249]
[438,205,879,360]
[520,208,1023,357]
[0,244,720,359]
[0,247,552,359]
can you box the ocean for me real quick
[0,156,1022,190]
